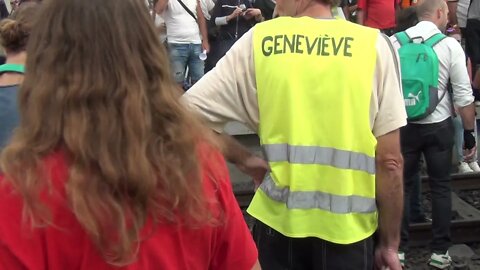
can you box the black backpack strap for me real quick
[177,0,197,22]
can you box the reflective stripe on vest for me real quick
[263,144,375,175]
[260,174,377,213]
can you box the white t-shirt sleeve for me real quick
[447,38,474,108]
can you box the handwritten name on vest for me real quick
[261,34,354,57]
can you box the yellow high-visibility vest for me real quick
[247,17,379,244]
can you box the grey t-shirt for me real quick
[458,0,471,27]
[0,85,20,149]
[468,0,480,20]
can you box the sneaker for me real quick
[458,161,474,173]
[410,215,432,223]
[429,251,452,269]
[469,161,480,172]
[398,251,405,268]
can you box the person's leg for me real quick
[187,43,205,87]
[311,236,374,270]
[409,172,426,222]
[400,124,423,252]
[422,118,454,253]
[253,220,312,270]
[469,119,480,168]
[253,220,291,269]
[167,43,189,87]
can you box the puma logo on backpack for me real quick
[395,32,447,121]
[405,91,422,106]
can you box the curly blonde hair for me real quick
[1,0,217,265]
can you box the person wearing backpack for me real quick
[390,0,477,268]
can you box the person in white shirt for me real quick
[155,0,209,89]
[390,0,476,268]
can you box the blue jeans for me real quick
[167,43,204,88]
[453,115,478,162]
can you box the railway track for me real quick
[234,173,480,247]
[422,172,480,191]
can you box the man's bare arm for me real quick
[375,129,403,250]
[447,0,459,27]
[217,133,269,187]
[196,1,210,52]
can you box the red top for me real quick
[358,0,398,30]
[0,146,257,270]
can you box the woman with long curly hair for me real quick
[0,0,259,268]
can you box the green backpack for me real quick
[395,32,447,121]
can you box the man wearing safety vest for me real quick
[184,0,407,268]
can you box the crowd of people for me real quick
[0,0,479,269]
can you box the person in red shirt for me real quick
[0,0,259,269]
[357,0,400,35]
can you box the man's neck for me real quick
[5,51,27,66]
[418,18,441,28]
[295,2,333,19]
